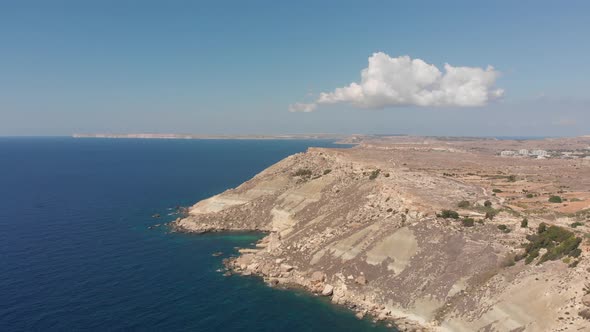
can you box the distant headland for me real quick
[72,133,354,140]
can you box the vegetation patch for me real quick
[293,168,312,177]
[462,218,475,227]
[437,210,459,219]
[579,309,590,321]
[368,169,381,180]
[492,189,503,193]
[548,195,563,203]
[485,210,497,220]
[515,224,582,265]
[323,169,332,175]
[457,200,470,208]
[497,224,511,233]
[520,218,528,228]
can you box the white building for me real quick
[500,150,516,157]
[561,151,573,158]
[531,149,548,157]
[519,149,529,155]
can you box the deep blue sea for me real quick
[0,138,391,332]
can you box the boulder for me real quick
[280,264,294,272]
[259,263,272,275]
[355,275,367,285]
[310,271,326,283]
[322,284,334,296]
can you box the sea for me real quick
[0,137,392,332]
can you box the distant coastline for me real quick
[72,133,352,140]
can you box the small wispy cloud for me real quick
[289,52,504,112]
[288,102,317,113]
[553,118,576,126]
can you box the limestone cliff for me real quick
[174,145,590,331]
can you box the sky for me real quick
[1,0,589,137]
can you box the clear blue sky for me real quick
[1,0,589,136]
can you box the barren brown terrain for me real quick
[173,136,590,331]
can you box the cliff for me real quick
[173,142,590,331]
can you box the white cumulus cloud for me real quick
[289,52,504,112]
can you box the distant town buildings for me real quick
[497,147,590,160]
[497,146,590,160]
[531,149,548,157]
[500,150,516,157]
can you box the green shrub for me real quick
[570,222,583,228]
[507,175,517,182]
[522,225,582,265]
[484,200,492,207]
[521,218,528,228]
[492,189,502,193]
[457,200,470,208]
[525,249,539,264]
[538,236,581,263]
[497,224,511,233]
[462,218,475,227]
[323,169,332,175]
[570,248,582,258]
[548,196,562,203]
[526,193,534,198]
[485,210,497,220]
[438,210,459,219]
[384,173,390,177]
[369,169,380,180]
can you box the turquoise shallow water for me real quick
[0,138,392,331]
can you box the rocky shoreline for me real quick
[221,237,428,331]
[170,220,425,330]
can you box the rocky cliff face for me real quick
[173,146,590,331]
